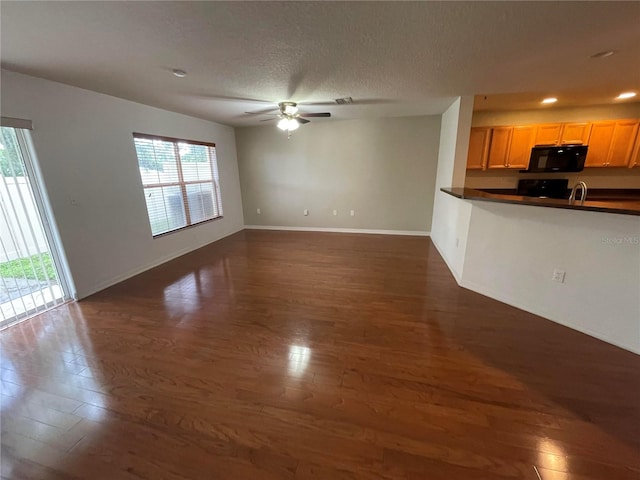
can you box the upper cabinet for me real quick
[585,122,616,167]
[486,126,534,169]
[509,126,536,169]
[466,127,491,170]
[487,127,511,168]
[467,118,640,170]
[534,123,591,146]
[607,120,639,167]
[630,130,640,168]
[534,124,562,146]
[560,123,592,145]
[585,120,639,167]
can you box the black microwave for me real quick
[526,145,588,172]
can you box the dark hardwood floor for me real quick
[1,230,639,479]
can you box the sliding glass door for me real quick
[0,126,70,327]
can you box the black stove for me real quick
[517,179,569,199]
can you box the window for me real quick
[133,133,223,237]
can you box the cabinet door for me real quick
[534,124,562,146]
[630,130,640,168]
[507,126,536,169]
[487,127,511,168]
[608,120,639,167]
[585,122,615,167]
[560,123,591,145]
[466,127,491,170]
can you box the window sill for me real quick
[152,215,224,238]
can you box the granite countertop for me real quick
[441,188,640,216]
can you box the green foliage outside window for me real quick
[0,127,25,177]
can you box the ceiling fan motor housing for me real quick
[279,102,298,115]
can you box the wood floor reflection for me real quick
[1,230,639,479]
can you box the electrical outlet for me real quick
[332,209,337,216]
[256,208,261,215]
[304,209,309,216]
[552,269,566,283]
[350,209,355,217]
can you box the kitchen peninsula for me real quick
[441,187,640,216]
[432,98,639,362]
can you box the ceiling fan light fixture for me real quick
[277,117,300,131]
[283,104,298,115]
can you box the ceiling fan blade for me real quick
[298,118,311,124]
[260,118,277,122]
[244,107,280,115]
[300,99,397,106]
[300,112,331,118]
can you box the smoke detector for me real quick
[335,97,353,105]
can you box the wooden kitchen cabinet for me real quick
[534,124,562,146]
[487,126,534,169]
[608,120,639,167]
[586,120,639,167]
[487,127,511,168]
[466,127,491,170]
[560,123,591,145]
[534,123,591,146]
[585,122,615,167]
[508,126,536,169]
[630,130,640,168]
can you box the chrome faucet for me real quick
[569,181,588,205]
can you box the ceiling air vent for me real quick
[335,97,353,105]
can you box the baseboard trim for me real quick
[429,237,462,284]
[459,278,640,355]
[76,226,244,300]
[243,225,430,237]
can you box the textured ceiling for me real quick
[1,1,639,126]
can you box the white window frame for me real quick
[132,133,223,237]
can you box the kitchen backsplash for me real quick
[465,168,640,190]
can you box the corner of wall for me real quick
[430,96,474,282]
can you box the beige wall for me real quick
[467,102,640,189]
[466,168,640,189]
[236,116,441,232]
[472,102,640,127]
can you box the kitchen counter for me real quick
[441,188,640,216]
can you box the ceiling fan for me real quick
[250,102,331,134]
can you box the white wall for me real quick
[467,102,640,190]
[1,70,244,299]
[236,116,441,233]
[430,97,474,280]
[461,202,640,354]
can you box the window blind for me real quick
[132,133,223,237]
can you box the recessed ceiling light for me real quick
[616,92,637,100]
[542,97,558,104]
[590,50,616,58]
[172,69,187,78]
